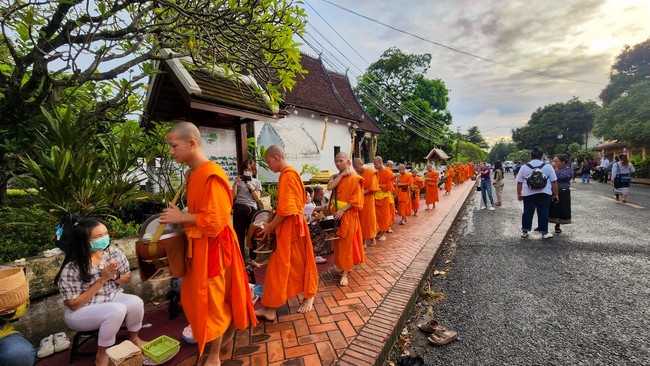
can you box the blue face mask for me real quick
[90,235,110,251]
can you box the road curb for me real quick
[337,182,475,366]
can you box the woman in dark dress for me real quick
[549,154,572,233]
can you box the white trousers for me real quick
[64,292,144,347]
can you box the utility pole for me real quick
[455,126,461,163]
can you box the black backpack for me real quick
[525,163,548,189]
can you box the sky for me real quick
[299,0,650,146]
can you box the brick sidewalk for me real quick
[180,180,474,366]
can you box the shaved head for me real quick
[264,144,285,160]
[386,160,394,168]
[373,156,383,164]
[352,158,363,166]
[168,121,201,145]
[335,151,350,160]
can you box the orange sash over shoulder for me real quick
[182,161,257,356]
[333,173,365,271]
[261,166,319,308]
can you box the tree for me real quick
[355,47,453,162]
[465,126,489,150]
[599,38,650,106]
[452,141,487,163]
[594,81,650,148]
[488,139,517,161]
[0,0,307,205]
[512,97,599,155]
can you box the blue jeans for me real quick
[480,180,494,206]
[522,193,552,234]
[0,333,36,366]
[581,172,590,183]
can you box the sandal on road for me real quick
[427,329,457,346]
[417,319,447,333]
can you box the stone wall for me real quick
[7,237,169,344]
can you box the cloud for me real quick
[302,0,650,145]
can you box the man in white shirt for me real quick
[516,148,559,239]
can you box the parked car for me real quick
[503,161,514,172]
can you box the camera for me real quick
[241,175,252,182]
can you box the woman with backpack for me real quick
[492,161,505,206]
[610,154,635,203]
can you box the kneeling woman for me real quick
[55,218,146,366]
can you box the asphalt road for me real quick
[402,174,650,365]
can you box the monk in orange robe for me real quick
[444,166,454,194]
[396,164,413,224]
[353,158,378,247]
[411,168,424,216]
[328,153,366,286]
[161,122,257,365]
[256,145,319,321]
[385,160,397,230]
[424,164,440,210]
[373,156,396,241]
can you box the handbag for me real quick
[613,163,632,188]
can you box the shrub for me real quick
[631,157,649,178]
[0,207,54,263]
[113,193,167,225]
[106,217,140,239]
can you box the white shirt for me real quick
[600,158,610,168]
[516,159,557,196]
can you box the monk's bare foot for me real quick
[425,207,430,210]
[387,228,394,234]
[399,221,405,225]
[339,274,349,286]
[255,306,276,322]
[297,297,314,313]
[377,234,386,242]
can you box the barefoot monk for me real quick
[373,156,396,241]
[328,153,366,286]
[353,158,378,247]
[160,122,257,366]
[256,145,319,321]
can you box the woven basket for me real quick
[107,340,143,366]
[0,267,29,312]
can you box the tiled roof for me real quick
[187,69,275,116]
[425,148,450,160]
[284,54,382,133]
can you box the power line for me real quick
[301,32,450,136]
[318,0,603,85]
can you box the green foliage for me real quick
[488,139,517,162]
[113,193,167,226]
[453,141,487,163]
[300,164,320,177]
[594,81,650,148]
[630,157,650,178]
[465,126,489,150]
[106,217,139,239]
[0,0,307,206]
[18,108,141,218]
[571,149,595,163]
[355,47,453,163]
[261,184,278,208]
[506,149,532,164]
[0,207,54,263]
[599,38,650,106]
[247,136,270,172]
[512,97,600,155]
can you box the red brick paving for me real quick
[216,180,474,366]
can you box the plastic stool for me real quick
[69,326,127,363]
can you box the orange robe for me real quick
[397,173,413,218]
[411,176,424,211]
[182,161,257,356]
[359,168,379,240]
[261,166,319,308]
[425,170,440,205]
[375,168,396,231]
[444,168,454,192]
[332,173,366,271]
